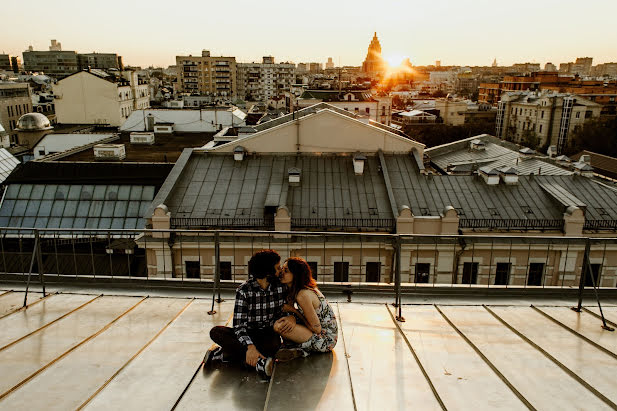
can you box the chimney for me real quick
[498,166,519,185]
[353,153,366,175]
[479,166,500,185]
[579,154,591,164]
[469,139,486,151]
[234,146,245,161]
[288,167,301,185]
[146,114,155,132]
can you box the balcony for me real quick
[0,228,616,410]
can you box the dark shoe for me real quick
[275,348,306,362]
[203,346,223,369]
[255,357,274,379]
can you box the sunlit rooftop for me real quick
[1,284,616,410]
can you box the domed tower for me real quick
[15,112,54,149]
[362,32,386,75]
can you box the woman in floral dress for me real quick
[273,257,338,359]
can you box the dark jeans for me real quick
[210,326,281,364]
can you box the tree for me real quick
[520,130,540,150]
[564,117,617,157]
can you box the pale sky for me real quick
[1,0,616,68]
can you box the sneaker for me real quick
[275,348,306,362]
[203,346,223,369]
[255,357,274,379]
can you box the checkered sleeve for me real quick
[233,289,254,346]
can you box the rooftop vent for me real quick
[145,114,155,131]
[130,132,155,145]
[546,145,557,158]
[353,153,367,175]
[555,154,571,166]
[579,154,591,164]
[497,166,519,185]
[153,123,174,134]
[470,139,486,151]
[234,146,245,161]
[288,167,301,185]
[519,147,536,160]
[479,166,500,185]
[93,144,126,160]
[573,162,594,178]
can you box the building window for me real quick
[539,124,543,133]
[365,108,370,114]
[219,261,232,280]
[527,263,544,286]
[494,263,510,285]
[462,262,478,284]
[575,112,580,119]
[334,262,349,282]
[365,262,381,282]
[185,261,200,279]
[415,263,430,283]
[541,111,544,119]
[308,261,318,281]
[585,264,602,287]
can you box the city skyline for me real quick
[1,0,616,68]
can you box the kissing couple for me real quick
[204,249,338,378]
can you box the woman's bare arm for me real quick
[282,303,307,324]
[296,290,322,334]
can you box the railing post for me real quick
[208,231,221,315]
[394,235,404,322]
[36,229,45,296]
[24,229,44,307]
[574,238,590,312]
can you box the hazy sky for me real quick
[1,0,615,68]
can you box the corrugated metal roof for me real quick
[431,140,571,176]
[165,154,394,227]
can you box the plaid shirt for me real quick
[233,278,288,346]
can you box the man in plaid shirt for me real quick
[205,250,296,378]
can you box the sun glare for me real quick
[384,54,406,68]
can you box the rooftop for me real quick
[52,131,215,163]
[0,287,616,410]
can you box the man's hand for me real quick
[245,344,265,367]
[274,315,296,335]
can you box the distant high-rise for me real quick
[176,51,237,98]
[361,32,385,75]
[49,39,62,51]
[492,58,498,67]
[544,62,557,72]
[23,40,119,79]
[435,60,441,67]
[326,57,334,69]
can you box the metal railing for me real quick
[0,227,615,327]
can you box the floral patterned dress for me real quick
[296,290,338,353]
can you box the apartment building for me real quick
[0,55,11,72]
[236,57,295,102]
[0,83,32,144]
[495,90,601,153]
[22,41,120,79]
[176,50,236,98]
[53,70,150,126]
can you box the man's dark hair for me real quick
[248,249,281,279]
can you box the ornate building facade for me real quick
[362,32,386,75]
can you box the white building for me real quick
[120,108,246,133]
[53,70,150,127]
[236,57,295,102]
[293,90,392,125]
[32,133,114,159]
